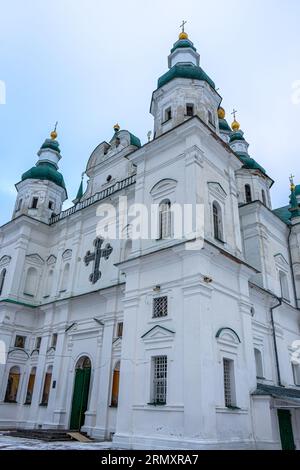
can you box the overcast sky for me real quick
[0,0,300,225]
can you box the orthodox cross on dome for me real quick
[290,174,296,191]
[180,20,187,32]
[231,109,238,121]
[51,121,58,140]
[84,237,113,284]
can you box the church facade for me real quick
[1,29,300,450]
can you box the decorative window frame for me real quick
[274,254,291,301]
[0,255,11,269]
[146,289,173,324]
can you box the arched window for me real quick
[279,271,290,301]
[213,202,223,241]
[25,367,36,405]
[0,268,6,295]
[261,189,267,206]
[24,267,38,297]
[254,348,264,378]
[60,263,70,292]
[5,366,21,403]
[45,269,53,297]
[159,200,172,239]
[245,184,252,203]
[111,361,120,407]
[41,365,53,406]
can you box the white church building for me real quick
[1,28,300,450]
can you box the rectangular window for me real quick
[279,271,290,301]
[117,322,123,338]
[186,104,194,116]
[17,198,23,212]
[153,296,168,318]
[164,107,172,122]
[31,197,39,209]
[152,356,167,405]
[15,335,26,349]
[48,201,54,210]
[35,337,42,350]
[223,358,236,407]
[51,333,58,349]
[208,110,215,127]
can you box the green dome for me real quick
[230,131,245,143]
[40,138,61,154]
[219,119,231,132]
[22,162,66,189]
[170,39,197,53]
[236,153,266,175]
[158,64,215,90]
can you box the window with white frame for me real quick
[151,356,167,405]
[208,110,215,127]
[261,189,267,206]
[245,184,252,203]
[223,358,236,408]
[254,348,264,379]
[186,103,194,117]
[0,268,6,295]
[153,296,168,318]
[279,271,290,301]
[292,363,300,386]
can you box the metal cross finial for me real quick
[231,109,238,121]
[54,121,58,132]
[290,174,296,190]
[180,20,187,32]
[84,237,113,284]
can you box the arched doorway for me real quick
[70,356,91,430]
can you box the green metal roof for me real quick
[170,39,197,53]
[273,205,291,225]
[22,162,66,189]
[110,130,141,148]
[230,131,245,143]
[219,118,231,132]
[295,184,300,196]
[252,383,300,401]
[40,138,61,154]
[158,64,215,90]
[236,152,266,175]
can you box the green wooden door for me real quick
[277,409,296,450]
[70,367,91,430]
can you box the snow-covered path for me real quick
[0,433,113,450]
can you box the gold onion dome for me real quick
[218,107,226,119]
[231,120,240,131]
[114,123,120,132]
[179,31,188,40]
[50,129,58,140]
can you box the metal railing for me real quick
[49,174,136,225]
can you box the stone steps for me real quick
[5,429,90,442]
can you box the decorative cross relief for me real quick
[84,237,113,284]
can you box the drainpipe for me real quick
[288,227,299,309]
[270,298,283,387]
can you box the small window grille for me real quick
[223,358,234,407]
[153,296,168,318]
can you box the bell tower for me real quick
[150,24,222,138]
[13,125,67,223]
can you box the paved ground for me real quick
[0,433,113,450]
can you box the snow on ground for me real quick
[0,433,113,450]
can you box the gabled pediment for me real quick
[112,337,122,353]
[62,249,72,261]
[0,255,11,268]
[47,255,57,266]
[208,182,227,200]
[274,253,289,268]
[141,325,175,343]
[26,254,45,266]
